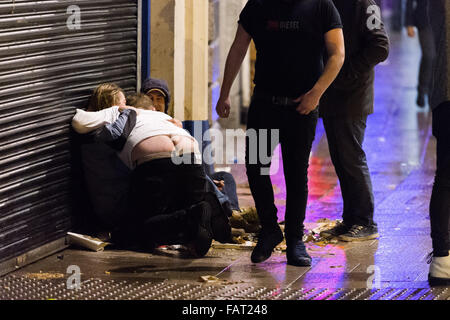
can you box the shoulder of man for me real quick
[339,0,382,25]
[354,0,380,9]
[243,0,266,10]
[247,0,265,5]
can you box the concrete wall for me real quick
[216,0,251,129]
[150,0,250,126]
[150,0,208,122]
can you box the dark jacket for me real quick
[405,0,430,30]
[78,109,136,228]
[320,0,390,118]
[429,0,450,110]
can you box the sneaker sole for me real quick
[319,225,349,239]
[338,233,380,242]
[320,231,345,239]
[428,274,450,286]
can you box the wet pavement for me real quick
[2,29,449,300]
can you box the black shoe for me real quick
[338,225,379,242]
[286,238,312,267]
[320,221,349,239]
[188,201,213,257]
[204,192,232,243]
[251,227,284,263]
[417,93,426,108]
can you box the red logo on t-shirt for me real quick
[267,20,280,31]
[267,20,300,31]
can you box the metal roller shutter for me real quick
[0,0,140,265]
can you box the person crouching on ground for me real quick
[141,77,242,216]
[72,84,231,257]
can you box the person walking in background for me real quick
[319,0,389,242]
[405,0,435,107]
[427,0,450,286]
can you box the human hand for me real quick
[407,26,416,38]
[213,180,225,191]
[294,90,321,115]
[216,97,231,118]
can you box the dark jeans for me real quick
[430,103,450,256]
[210,171,240,211]
[123,156,208,247]
[322,116,376,228]
[245,95,318,240]
[418,27,436,95]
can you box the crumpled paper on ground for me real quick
[213,218,342,251]
[199,275,245,285]
[229,207,261,233]
[25,272,65,280]
[302,218,342,245]
[67,232,110,252]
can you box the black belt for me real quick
[253,92,298,107]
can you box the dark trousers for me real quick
[322,116,376,228]
[245,96,318,240]
[418,27,436,95]
[430,103,450,256]
[123,156,207,247]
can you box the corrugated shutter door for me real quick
[0,0,139,263]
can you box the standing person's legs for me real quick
[245,98,281,232]
[245,97,284,263]
[418,27,436,106]
[280,108,318,266]
[322,116,377,241]
[321,118,352,225]
[430,110,450,256]
[280,109,318,239]
[429,103,450,285]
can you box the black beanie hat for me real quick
[141,77,171,113]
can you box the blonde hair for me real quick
[87,83,125,111]
[127,93,154,110]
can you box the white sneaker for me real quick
[428,251,450,286]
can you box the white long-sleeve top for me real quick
[72,106,199,169]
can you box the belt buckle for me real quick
[271,96,278,105]
[272,96,289,106]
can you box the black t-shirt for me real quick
[239,0,342,97]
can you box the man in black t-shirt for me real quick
[215,0,345,266]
